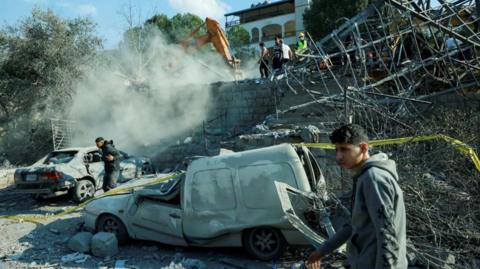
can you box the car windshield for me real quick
[44,151,78,165]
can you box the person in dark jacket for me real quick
[95,137,120,192]
[272,35,283,71]
[306,124,407,269]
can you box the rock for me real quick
[300,125,321,143]
[61,252,90,263]
[181,258,206,269]
[49,228,60,235]
[472,258,480,269]
[68,232,93,253]
[114,260,128,269]
[91,232,118,257]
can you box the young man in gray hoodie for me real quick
[306,124,407,269]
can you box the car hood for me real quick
[85,173,178,212]
[85,192,132,214]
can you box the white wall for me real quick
[294,0,311,33]
[227,0,312,48]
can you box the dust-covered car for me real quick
[14,147,155,202]
[83,144,328,261]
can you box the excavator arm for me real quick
[179,17,240,69]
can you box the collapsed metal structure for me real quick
[277,0,480,136]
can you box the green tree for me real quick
[227,25,250,50]
[226,25,252,61]
[0,8,101,163]
[144,14,173,41]
[142,13,205,44]
[170,13,205,43]
[303,0,371,40]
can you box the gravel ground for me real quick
[0,185,321,269]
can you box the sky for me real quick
[0,0,260,48]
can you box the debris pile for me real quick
[273,0,480,136]
[262,0,480,267]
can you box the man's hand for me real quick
[305,251,323,269]
[106,154,114,161]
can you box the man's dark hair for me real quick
[275,34,282,39]
[259,42,265,47]
[330,124,368,145]
[95,137,104,143]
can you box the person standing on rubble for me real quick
[280,37,293,66]
[272,35,283,71]
[95,137,120,192]
[258,42,270,78]
[306,124,407,269]
[296,32,308,54]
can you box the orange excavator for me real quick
[179,17,241,73]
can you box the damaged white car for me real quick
[83,144,327,260]
[14,147,155,202]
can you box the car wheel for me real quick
[243,226,286,261]
[142,163,155,175]
[72,179,95,203]
[96,214,129,244]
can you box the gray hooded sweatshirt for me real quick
[318,153,407,269]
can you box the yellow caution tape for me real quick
[0,172,184,223]
[2,134,479,223]
[298,134,480,172]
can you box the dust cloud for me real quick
[69,30,232,154]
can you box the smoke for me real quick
[69,30,232,154]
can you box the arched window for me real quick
[251,27,259,43]
[261,24,282,41]
[284,20,296,37]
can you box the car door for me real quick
[118,152,138,183]
[84,150,104,183]
[129,197,187,246]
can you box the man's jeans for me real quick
[103,170,119,192]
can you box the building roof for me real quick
[224,0,293,17]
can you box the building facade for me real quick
[225,0,311,48]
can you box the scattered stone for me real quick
[61,252,89,263]
[59,236,70,244]
[173,253,183,262]
[67,232,93,253]
[182,258,203,269]
[91,232,118,257]
[300,125,321,143]
[114,260,128,269]
[142,245,158,252]
[7,253,22,261]
[49,228,60,235]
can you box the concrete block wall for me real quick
[153,80,278,168]
[206,81,276,134]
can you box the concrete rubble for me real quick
[67,232,93,254]
[0,1,479,269]
[91,232,119,258]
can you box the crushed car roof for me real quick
[189,143,300,169]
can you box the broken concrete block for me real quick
[300,125,321,143]
[68,232,93,253]
[91,232,118,257]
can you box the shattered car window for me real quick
[239,163,297,209]
[84,151,102,163]
[43,151,78,165]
